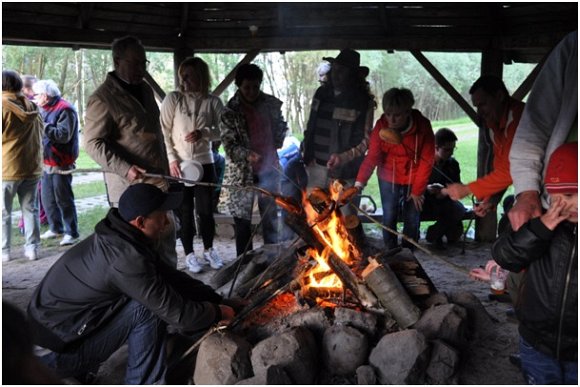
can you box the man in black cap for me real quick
[303,48,375,215]
[27,183,236,384]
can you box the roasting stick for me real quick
[351,203,469,275]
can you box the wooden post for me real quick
[173,44,192,88]
[475,48,504,241]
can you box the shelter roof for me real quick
[2,2,577,62]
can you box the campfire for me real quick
[196,180,483,385]
[213,179,430,330]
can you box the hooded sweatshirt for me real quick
[2,91,44,180]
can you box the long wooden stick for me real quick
[351,203,470,275]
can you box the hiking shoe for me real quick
[2,249,12,262]
[203,248,223,270]
[185,252,202,273]
[41,230,62,240]
[24,246,38,261]
[60,235,79,246]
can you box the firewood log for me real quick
[361,257,421,328]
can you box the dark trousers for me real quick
[41,172,78,238]
[179,163,217,255]
[422,196,466,242]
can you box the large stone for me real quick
[193,332,252,385]
[283,307,331,338]
[334,307,378,336]
[449,291,495,339]
[356,365,377,385]
[236,365,293,385]
[369,329,430,384]
[426,339,460,384]
[414,303,469,348]
[424,292,450,308]
[250,327,318,384]
[322,326,368,375]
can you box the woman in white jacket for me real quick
[160,57,224,273]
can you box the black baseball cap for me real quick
[119,183,183,222]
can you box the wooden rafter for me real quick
[212,49,261,97]
[409,50,478,125]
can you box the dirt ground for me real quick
[2,224,525,384]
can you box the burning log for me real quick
[361,257,421,328]
[303,286,344,300]
[326,252,378,308]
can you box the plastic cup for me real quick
[490,268,508,295]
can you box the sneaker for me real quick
[203,248,223,270]
[24,246,37,261]
[185,252,202,273]
[41,230,62,240]
[2,250,11,262]
[60,235,79,246]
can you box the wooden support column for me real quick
[173,45,192,89]
[475,48,503,242]
[212,49,261,97]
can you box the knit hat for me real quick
[119,183,183,222]
[544,142,577,194]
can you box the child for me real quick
[355,88,434,249]
[492,142,577,384]
[422,128,466,248]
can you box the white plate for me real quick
[180,160,204,186]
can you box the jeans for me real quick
[3,178,41,250]
[41,172,78,238]
[40,299,167,384]
[378,180,420,249]
[519,336,578,384]
[179,163,217,254]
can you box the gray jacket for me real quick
[510,31,578,206]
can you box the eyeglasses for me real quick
[122,58,150,69]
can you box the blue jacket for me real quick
[40,96,79,169]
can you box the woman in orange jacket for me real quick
[355,88,434,249]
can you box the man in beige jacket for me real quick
[2,70,44,261]
[83,35,178,266]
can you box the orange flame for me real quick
[302,181,361,291]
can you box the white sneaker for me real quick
[24,246,37,261]
[41,230,62,240]
[185,252,203,273]
[60,235,79,246]
[203,248,223,270]
[2,250,11,262]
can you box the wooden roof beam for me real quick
[212,49,261,97]
[409,50,478,124]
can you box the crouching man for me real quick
[27,183,235,384]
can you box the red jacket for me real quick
[468,98,525,200]
[356,110,435,196]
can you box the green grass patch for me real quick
[76,148,101,169]
[7,206,108,249]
